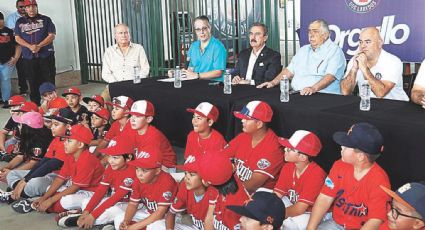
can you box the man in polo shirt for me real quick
[183,15,227,81]
[257,19,346,95]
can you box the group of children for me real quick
[0,83,424,230]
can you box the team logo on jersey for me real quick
[325,177,334,189]
[375,72,382,80]
[288,189,300,204]
[344,0,380,14]
[335,190,369,216]
[163,191,173,201]
[257,158,271,170]
[213,217,230,230]
[185,155,196,164]
[32,148,42,156]
[235,159,253,181]
[123,177,134,187]
[135,150,150,159]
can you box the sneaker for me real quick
[2,101,9,109]
[11,199,34,213]
[56,209,82,227]
[0,190,12,203]
[1,153,16,162]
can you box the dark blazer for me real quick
[232,46,282,85]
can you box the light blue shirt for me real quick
[188,36,227,81]
[287,38,346,94]
[5,11,22,30]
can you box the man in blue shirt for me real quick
[183,15,227,81]
[15,0,56,104]
[258,19,346,95]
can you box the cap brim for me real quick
[62,92,81,97]
[227,205,259,222]
[128,160,160,169]
[125,111,151,117]
[233,111,253,120]
[105,101,127,110]
[278,137,295,149]
[176,161,199,173]
[3,103,20,109]
[82,97,93,104]
[332,132,356,148]
[100,147,132,156]
[44,115,73,124]
[380,185,416,211]
[93,112,108,120]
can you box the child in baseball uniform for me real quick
[83,94,105,113]
[88,107,110,152]
[126,100,177,172]
[307,122,391,230]
[184,102,226,163]
[225,100,284,194]
[56,135,137,228]
[62,87,89,125]
[274,130,328,230]
[114,147,178,230]
[32,124,104,214]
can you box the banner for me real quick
[300,0,425,62]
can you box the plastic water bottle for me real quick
[280,75,290,102]
[224,69,232,94]
[360,80,371,111]
[174,66,182,88]
[133,66,141,84]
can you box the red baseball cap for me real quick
[129,147,162,169]
[49,97,68,109]
[93,107,110,121]
[6,95,26,108]
[62,87,81,96]
[13,101,38,113]
[234,101,273,122]
[278,130,322,156]
[100,135,134,156]
[106,96,134,110]
[187,102,219,122]
[64,124,93,145]
[83,95,105,107]
[126,100,155,117]
[23,0,37,6]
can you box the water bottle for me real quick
[174,66,182,88]
[360,80,371,111]
[224,69,232,94]
[133,66,141,84]
[280,75,290,102]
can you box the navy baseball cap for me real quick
[333,122,384,155]
[381,182,425,219]
[227,191,285,229]
[44,108,77,125]
[39,82,56,95]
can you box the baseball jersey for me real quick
[274,162,326,211]
[3,117,21,139]
[0,26,16,64]
[171,181,219,229]
[57,150,104,192]
[224,129,284,190]
[44,137,67,162]
[131,125,177,168]
[92,124,111,140]
[104,119,134,142]
[84,164,137,219]
[129,171,177,214]
[213,177,250,230]
[184,129,227,162]
[321,160,390,229]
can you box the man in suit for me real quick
[232,23,282,86]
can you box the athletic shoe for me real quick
[56,209,82,227]
[1,153,16,162]
[0,190,12,203]
[11,199,34,213]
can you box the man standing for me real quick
[6,0,28,95]
[14,0,56,104]
[101,23,150,102]
[258,19,346,95]
[340,27,409,101]
[232,22,282,86]
[0,11,21,107]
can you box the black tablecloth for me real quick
[110,78,425,188]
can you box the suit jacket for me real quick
[233,46,282,85]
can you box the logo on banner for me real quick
[345,0,380,14]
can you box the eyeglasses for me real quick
[284,147,300,154]
[194,27,209,33]
[386,200,425,222]
[18,6,26,8]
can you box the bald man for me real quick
[340,27,408,101]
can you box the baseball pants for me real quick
[57,185,94,211]
[80,197,129,226]
[113,205,165,230]
[6,170,56,198]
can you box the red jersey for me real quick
[274,162,326,211]
[44,137,68,162]
[57,150,105,192]
[129,171,177,214]
[131,125,176,168]
[321,160,390,229]
[104,119,135,142]
[171,182,219,229]
[184,129,227,163]
[84,164,137,218]
[224,129,284,190]
[213,177,250,230]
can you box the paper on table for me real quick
[157,77,193,82]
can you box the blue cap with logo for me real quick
[333,122,384,155]
[381,182,425,219]
[39,82,56,95]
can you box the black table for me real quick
[110,78,425,188]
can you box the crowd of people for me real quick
[0,0,424,230]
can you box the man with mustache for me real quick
[232,23,282,86]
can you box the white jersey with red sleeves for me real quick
[57,150,104,192]
[224,129,284,190]
[184,129,227,162]
[321,160,390,229]
[171,182,219,229]
[130,171,177,214]
[274,162,326,211]
[131,125,177,168]
[104,119,135,142]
